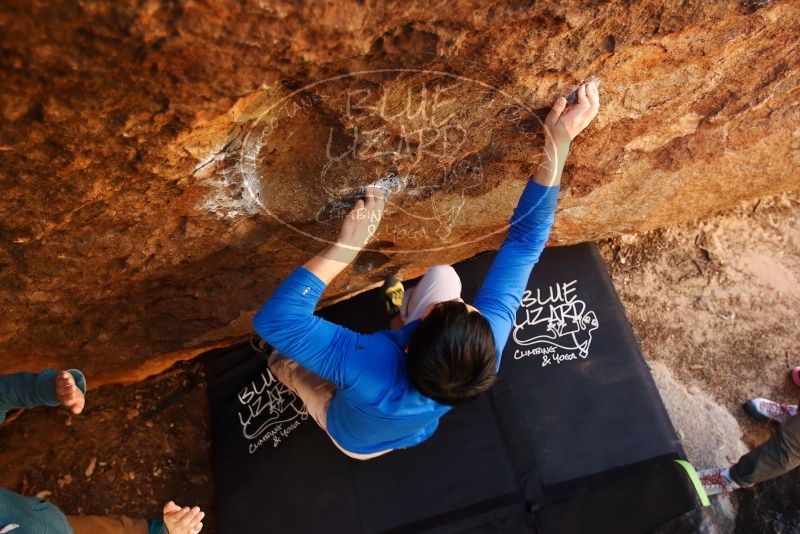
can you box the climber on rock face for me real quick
[253,82,601,459]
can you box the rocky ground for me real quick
[0,361,215,531]
[0,191,797,533]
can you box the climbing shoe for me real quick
[698,467,741,497]
[382,276,405,319]
[744,397,798,424]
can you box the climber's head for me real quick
[406,299,497,405]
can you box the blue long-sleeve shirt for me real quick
[253,180,559,454]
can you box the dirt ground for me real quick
[0,191,797,533]
[0,361,216,532]
[598,191,800,453]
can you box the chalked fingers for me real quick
[587,81,600,116]
[545,96,567,129]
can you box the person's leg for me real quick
[267,352,391,461]
[66,515,149,534]
[0,369,86,423]
[0,488,73,532]
[267,352,335,428]
[729,413,800,486]
[400,265,462,324]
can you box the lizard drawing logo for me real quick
[512,280,599,364]
[237,369,308,453]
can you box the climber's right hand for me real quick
[163,501,204,534]
[544,81,600,148]
[336,186,385,253]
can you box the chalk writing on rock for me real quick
[237,369,308,454]
[512,280,599,367]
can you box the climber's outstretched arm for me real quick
[252,187,385,386]
[474,82,600,361]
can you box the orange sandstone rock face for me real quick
[0,0,798,379]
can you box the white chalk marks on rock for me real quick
[197,132,264,220]
[194,68,550,253]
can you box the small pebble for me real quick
[84,457,97,478]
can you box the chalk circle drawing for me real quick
[512,280,600,367]
[199,66,561,254]
[237,368,308,454]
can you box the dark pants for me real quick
[730,414,800,486]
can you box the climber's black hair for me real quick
[406,300,497,405]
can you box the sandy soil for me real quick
[598,191,800,454]
[599,191,800,532]
[0,191,797,533]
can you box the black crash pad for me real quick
[203,243,702,533]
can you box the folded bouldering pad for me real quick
[203,242,705,533]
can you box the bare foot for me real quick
[55,371,85,415]
[163,501,205,534]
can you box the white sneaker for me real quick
[745,397,798,424]
[698,467,740,497]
